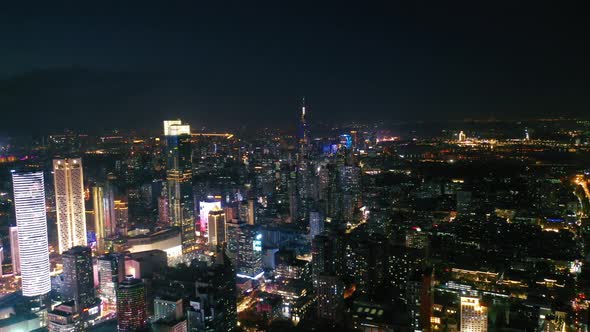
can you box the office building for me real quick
[117,277,147,332]
[460,296,488,332]
[114,200,129,236]
[61,246,95,312]
[199,199,221,237]
[97,254,124,314]
[238,199,255,225]
[53,158,87,253]
[47,301,83,332]
[153,296,183,321]
[187,250,237,332]
[208,207,226,247]
[164,120,195,252]
[236,225,263,278]
[12,171,51,297]
[92,184,116,253]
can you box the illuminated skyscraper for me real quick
[164,120,195,252]
[236,225,263,278]
[458,130,467,142]
[92,185,116,253]
[208,207,226,247]
[117,276,147,332]
[298,97,310,158]
[11,171,51,297]
[93,186,106,253]
[199,199,221,237]
[9,225,20,275]
[61,246,95,312]
[460,296,488,332]
[53,158,87,253]
[98,254,124,314]
[114,200,129,236]
[238,199,255,225]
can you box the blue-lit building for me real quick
[235,224,263,279]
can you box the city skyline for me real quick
[1,2,589,332]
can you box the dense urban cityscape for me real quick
[2,1,590,331]
[1,114,590,331]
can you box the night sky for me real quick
[1,1,588,133]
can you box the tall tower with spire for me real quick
[298,97,310,157]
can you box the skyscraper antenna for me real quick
[302,96,306,117]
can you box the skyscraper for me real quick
[97,254,124,314]
[199,199,222,237]
[460,296,488,332]
[309,211,324,241]
[117,276,147,332]
[298,97,310,158]
[11,170,51,297]
[187,250,237,332]
[236,225,263,278]
[61,246,95,312]
[9,225,20,275]
[164,120,195,252]
[114,199,129,236]
[92,185,116,254]
[53,158,87,253]
[208,207,226,247]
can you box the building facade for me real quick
[117,277,147,332]
[460,296,488,332]
[12,171,51,297]
[53,158,87,253]
[164,120,195,252]
[61,246,95,312]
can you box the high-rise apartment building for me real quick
[164,120,195,252]
[53,158,87,253]
[316,275,343,322]
[460,296,488,332]
[11,171,51,297]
